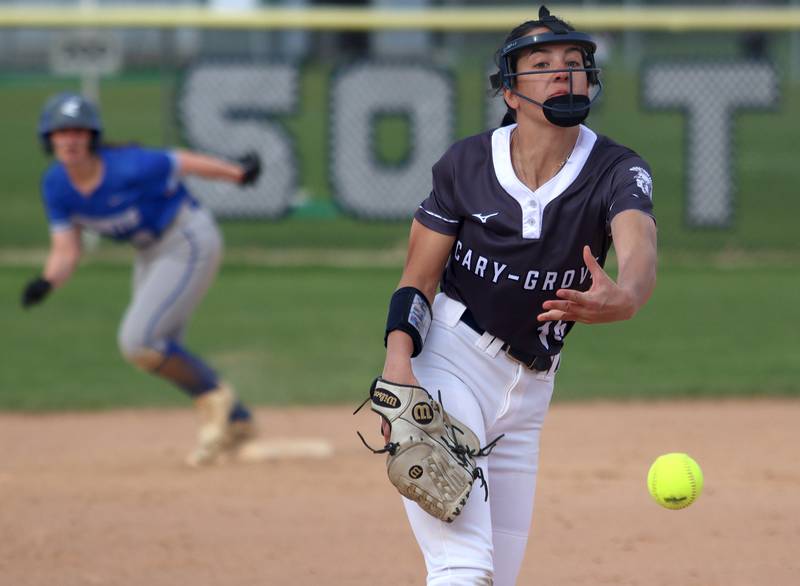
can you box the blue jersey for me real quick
[41,146,194,247]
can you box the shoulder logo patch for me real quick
[472,212,500,224]
[629,166,653,199]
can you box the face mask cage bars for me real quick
[490,29,603,116]
[500,66,604,113]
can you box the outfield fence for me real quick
[1,4,799,249]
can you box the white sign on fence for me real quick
[49,31,122,77]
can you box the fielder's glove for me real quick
[21,277,53,309]
[355,377,502,523]
[237,151,262,186]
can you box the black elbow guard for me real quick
[384,287,432,358]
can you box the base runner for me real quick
[22,92,262,467]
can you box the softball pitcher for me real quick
[367,6,658,585]
[22,92,262,467]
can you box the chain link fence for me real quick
[1,4,799,246]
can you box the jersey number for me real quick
[537,320,566,351]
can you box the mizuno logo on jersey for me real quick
[472,212,500,224]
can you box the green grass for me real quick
[556,261,800,399]
[1,263,393,410]
[2,260,798,411]
[2,55,799,411]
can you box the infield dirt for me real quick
[1,399,798,586]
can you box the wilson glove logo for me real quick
[412,402,434,424]
[372,389,400,409]
[408,465,424,479]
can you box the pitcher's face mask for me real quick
[489,8,603,127]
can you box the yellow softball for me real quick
[647,453,704,510]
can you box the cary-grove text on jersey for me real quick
[453,240,593,292]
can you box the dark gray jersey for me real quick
[414,124,655,357]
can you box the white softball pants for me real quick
[407,293,558,586]
[118,204,222,358]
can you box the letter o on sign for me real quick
[330,63,453,219]
[178,63,298,218]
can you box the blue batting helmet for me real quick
[38,92,103,154]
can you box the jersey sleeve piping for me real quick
[414,143,463,236]
[49,220,74,232]
[414,205,461,235]
[417,204,459,224]
[165,150,181,193]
